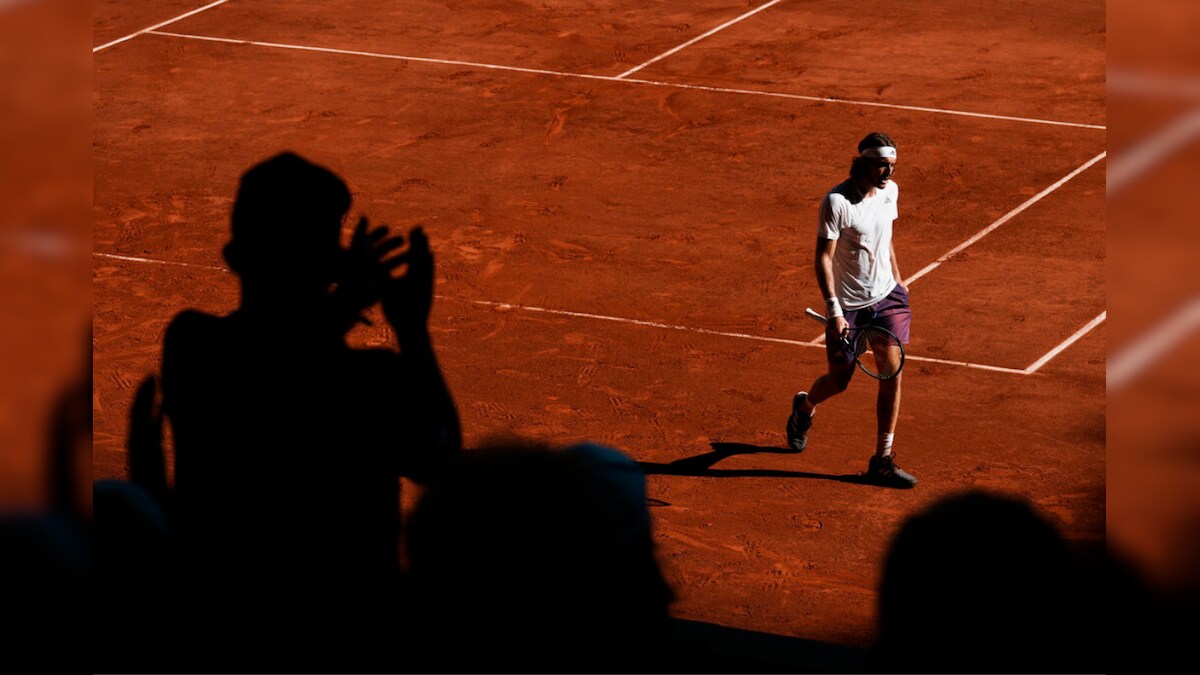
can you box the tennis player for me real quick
[786,132,917,488]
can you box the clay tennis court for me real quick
[93,0,1106,656]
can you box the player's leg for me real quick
[786,336,855,452]
[866,285,916,486]
[866,371,915,487]
[876,369,902,449]
[870,283,911,450]
[808,359,856,405]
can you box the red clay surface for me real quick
[94,0,1106,651]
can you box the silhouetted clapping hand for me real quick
[380,225,434,336]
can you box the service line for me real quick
[94,251,228,271]
[461,299,1029,374]
[92,252,1029,375]
[144,30,1106,130]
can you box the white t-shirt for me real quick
[817,179,899,310]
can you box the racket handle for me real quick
[804,307,828,324]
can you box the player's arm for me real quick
[815,236,849,337]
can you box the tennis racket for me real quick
[805,307,905,380]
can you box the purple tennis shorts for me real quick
[826,283,912,366]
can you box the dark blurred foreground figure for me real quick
[2,329,90,671]
[404,441,675,673]
[101,152,461,672]
[868,490,1099,674]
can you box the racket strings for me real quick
[853,327,903,379]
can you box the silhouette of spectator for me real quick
[1,327,89,670]
[94,371,187,672]
[403,440,675,673]
[94,479,176,672]
[1101,541,1198,674]
[868,490,1089,673]
[124,152,461,670]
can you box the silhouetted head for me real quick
[223,152,351,297]
[404,441,673,670]
[873,490,1080,673]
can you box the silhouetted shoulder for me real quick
[162,309,225,347]
[161,310,232,380]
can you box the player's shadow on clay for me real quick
[636,442,869,484]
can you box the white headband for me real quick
[860,146,897,159]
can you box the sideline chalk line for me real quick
[95,251,1035,375]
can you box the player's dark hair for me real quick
[849,131,897,180]
[857,131,896,154]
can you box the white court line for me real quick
[146,30,1106,130]
[1108,69,1200,101]
[1107,107,1200,197]
[148,30,619,81]
[462,298,1029,373]
[904,151,1107,286]
[1108,299,1200,391]
[1024,311,1106,374]
[615,0,786,79]
[91,251,1028,374]
[93,0,231,54]
[94,251,228,272]
[629,79,1105,130]
[467,298,821,347]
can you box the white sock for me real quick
[877,433,894,456]
[799,392,815,414]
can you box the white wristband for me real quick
[826,297,843,318]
